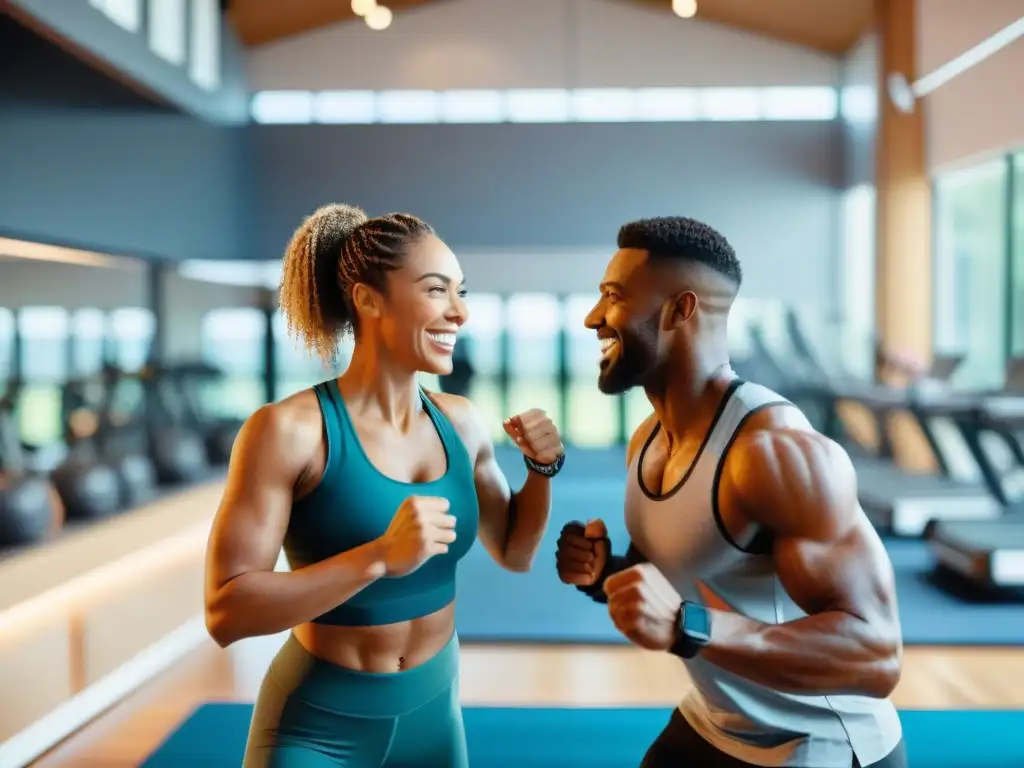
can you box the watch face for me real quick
[684,604,711,643]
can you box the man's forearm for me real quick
[700,608,902,698]
[502,471,551,571]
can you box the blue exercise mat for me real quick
[142,703,1024,768]
[453,447,1024,646]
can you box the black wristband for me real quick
[669,601,712,659]
[524,452,565,477]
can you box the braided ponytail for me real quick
[279,205,435,364]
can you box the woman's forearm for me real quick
[205,540,386,646]
[502,471,552,571]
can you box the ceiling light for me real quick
[365,4,393,30]
[351,0,376,16]
[672,0,697,18]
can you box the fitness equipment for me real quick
[0,380,64,547]
[922,363,1024,589]
[162,362,243,466]
[92,363,160,507]
[50,378,124,522]
[748,313,999,537]
[138,364,212,485]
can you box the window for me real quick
[249,87,840,125]
[461,294,505,440]
[761,86,838,121]
[107,308,155,373]
[506,90,571,123]
[440,90,504,124]
[18,307,69,446]
[506,294,562,434]
[189,0,221,91]
[71,309,107,377]
[315,91,376,124]
[699,88,762,121]
[1011,153,1024,356]
[251,91,315,124]
[377,91,440,124]
[91,0,142,32]
[933,160,1010,390]
[200,308,267,417]
[0,308,12,381]
[272,309,342,399]
[564,295,618,446]
[840,184,877,378]
[148,0,186,65]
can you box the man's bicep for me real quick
[730,428,897,618]
[774,519,899,626]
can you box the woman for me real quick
[203,204,565,767]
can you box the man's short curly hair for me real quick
[617,217,742,286]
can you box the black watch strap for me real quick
[524,452,565,477]
[669,601,712,659]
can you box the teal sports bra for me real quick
[283,379,479,626]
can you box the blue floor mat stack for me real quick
[143,703,1024,768]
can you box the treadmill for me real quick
[924,359,1024,589]
[775,314,1001,537]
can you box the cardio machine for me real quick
[920,359,1024,590]
[752,312,1001,537]
[0,379,63,547]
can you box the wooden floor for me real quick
[31,636,1024,767]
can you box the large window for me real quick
[564,295,617,446]
[71,309,107,378]
[506,294,562,437]
[840,184,877,379]
[272,309,348,399]
[18,307,69,446]
[200,308,266,418]
[462,294,504,442]
[933,160,1010,390]
[0,309,12,382]
[1011,153,1024,356]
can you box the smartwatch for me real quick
[524,452,565,478]
[669,601,712,659]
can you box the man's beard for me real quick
[597,315,660,395]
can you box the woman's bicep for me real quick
[205,406,306,595]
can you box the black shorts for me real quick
[640,709,907,768]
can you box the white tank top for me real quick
[624,380,903,768]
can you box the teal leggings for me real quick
[243,633,468,767]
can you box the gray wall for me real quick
[0,17,249,261]
[251,121,844,301]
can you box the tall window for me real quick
[462,294,504,441]
[18,307,69,446]
[148,0,186,65]
[933,160,1010,390]
[71,309,107,378]
[564,295,617,446]
[1011,153,1024,356]
[0,309,12,382]
[840,184,877,379]
[189,0,221,91]
[506,294,562,435]
[272,310,345,399]
[200,308,267,418]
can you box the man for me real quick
[556,217,906,768]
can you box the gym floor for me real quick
[31,639,1024,766]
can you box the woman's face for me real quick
[374,234,469,375]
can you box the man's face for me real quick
[583,249,666,394]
